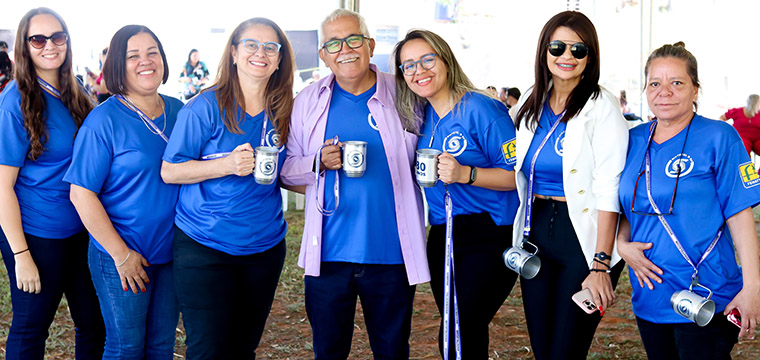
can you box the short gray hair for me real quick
[320,9,370,44]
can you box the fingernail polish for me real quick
[124,287,128,291]
[142,288,146,293]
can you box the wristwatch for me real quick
[467,166,477,185]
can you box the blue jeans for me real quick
[0,230,105,360]
[304,262,416,360]
[88,242,179,359]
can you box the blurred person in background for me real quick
[720,94,760,156]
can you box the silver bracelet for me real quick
[116,250,131,267]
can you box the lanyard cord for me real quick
[314,135,340,216]
[442,188,462,360]
[642,120,722,280]
[37,77,61,98]
[116,94,168,143]
[522,111,564,240]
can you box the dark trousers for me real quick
[636,316,739,360]
[304,262,416,360]
[173,226,285,360]
[428,212,517,359]
[0,230,105,360]
[520,198,624,360]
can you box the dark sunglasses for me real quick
[547,40,588,59]
[27,32,68,49]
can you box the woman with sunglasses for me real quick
[0,7,105,359]
[393,29,519,358]
[161,17,294,359]
[65,25,183,359]
[616,42,760,359]
[511,11,628,359]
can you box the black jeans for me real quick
[636,316,739,360]
[520,198,624,360]
[304,262,416,360]
[173,226,285,360]
[0,230,105,360]
[428,212,517,359]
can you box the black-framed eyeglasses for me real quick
[321,34,368,54]
[630,167,681,216]
[547,40,588,59]
[239,38,281,57]
[27,32,68,49]
[399,54,438,76]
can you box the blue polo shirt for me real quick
[619,114,760,323]
[417,92,519,226]
[0,80,84,238]
[162,90,286,255]
[63,95,183,264]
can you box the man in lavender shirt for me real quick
[280,9,429,360]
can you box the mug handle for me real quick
[521,239,540,256]
[690,282,714,300]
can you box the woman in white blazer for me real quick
[511,11,629,360]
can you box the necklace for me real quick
[117,94,168,142]
[428,101,455,148]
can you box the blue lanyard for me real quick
[442,188,462,360]
[314,135,340,216]
[37,77,61,98]
[200,113,274,160]
[116,94,168,143]
[641,121,722,280]
[522,110,564,239]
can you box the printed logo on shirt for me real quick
[739,161,760,188]
[266,129,285,152]
[443,131,467,156]
[502,138,517,166]
[368,114,379,131]
[665,153,694,178]
[554,131,565,156]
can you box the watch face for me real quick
[470,166,477,183]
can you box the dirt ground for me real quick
[1,210,759,359]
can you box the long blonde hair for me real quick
[745,94,759,118]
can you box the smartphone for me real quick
[727,309,742,328]
[572,288,598,314]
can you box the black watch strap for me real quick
[594,251,611,261]
[467,166,476,184]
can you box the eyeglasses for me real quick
[27,32,68,49]
[321,34,368,54]
[630,168,680,216]
[399,54,438,76]
[239,38,281,57]
[547,40,588,59]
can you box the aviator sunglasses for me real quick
[547,40,588,59]
[27,31,68,49]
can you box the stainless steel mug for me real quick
[342,141,367,178]
[503,240,541,279]
[254,146,279,185]
[671,284,716,327]
[416,149,442,187]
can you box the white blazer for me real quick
[511,85,629,268]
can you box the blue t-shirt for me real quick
[63,95,182,264]
[417,92,519,226]
[619,115,760,323]
[321,82,403,264]
[521,101,567,197]
[0,80,85,238]
[162,90,286,255]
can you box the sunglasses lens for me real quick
[571,43,588,59]
[28,35,47,49]
[547,41,565,57]
[51,32,67,46]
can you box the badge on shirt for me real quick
[443,131,467,156]
[739,161,760,188]
[502,138,516,166]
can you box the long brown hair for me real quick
[515,11,601,130]
[211,17,294,144]
[14,7,93,160]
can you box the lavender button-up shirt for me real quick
[281,65,430,285]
